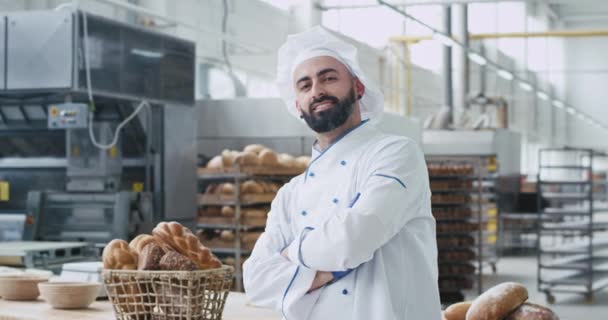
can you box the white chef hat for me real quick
[276,26,384,122]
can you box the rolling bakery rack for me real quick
[427,155,499,305]
[196,165,302,291]
[537,147,608,303]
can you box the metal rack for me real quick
[196,167,297,291]
[537,148,608,303]
[427,155,499,305]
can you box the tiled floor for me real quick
[464,255,608,320]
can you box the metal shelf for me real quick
[541,192,591,200]
[539,165,591,170]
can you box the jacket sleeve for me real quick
[243,182,322,319]
[286,138,431,271]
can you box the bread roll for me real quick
[295,156,311,169]
[221,206,235,217]
[241,180,264,194]
[466,282,528,320]
[152,221,221,270]
[220,230,235,242]
[258,149,279,167]
[206,155,223,169]
[278,153,296,168]
[102,239,138,270]
[242,232,263,245]
[234,151,259,166]
[129,234,157,254]
[221,150,238,167]
[504,303,559,320]
[243,144,266,155]
[159,251,198,271]
[443,301,472,320]
[220,183,236,195]
[137,242,164,270]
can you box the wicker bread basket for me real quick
[102,265,234,320]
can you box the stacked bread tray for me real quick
[427,156,499,305]
[101,222,234,320]
[197,144,310,291]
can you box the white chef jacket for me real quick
[243,120,441,320]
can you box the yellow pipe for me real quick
[405,43,412,116]
[390,29,608,44]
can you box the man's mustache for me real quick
[309,95,339,110]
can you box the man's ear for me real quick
[354,78,365,100]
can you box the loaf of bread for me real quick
[466,282,528,320]
[159,251,198,271]
[206,155,223,169]
[221,150,238,167]
[220,230,235,242]
[137,242,164,270]
[294,156,311,169]
[243,208,267,219]
[241,180,264,194]
[243,144,266,155]
[504,303,559,320]
[129,234,158,254]
[220,183,236,195]
[443,301,472,320]
[235,151,260,166]
[103,239,138,270]
[221,206,235,217]
[152,221,221,270]
[258,149,279,167]
[278,153,296,168]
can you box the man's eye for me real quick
[326,76,337,81]
[299,84,310,91]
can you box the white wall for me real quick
[564,21,608,149]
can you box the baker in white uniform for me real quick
[243,26,441,320]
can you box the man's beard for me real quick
[302,88,356,133]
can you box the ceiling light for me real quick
[552,100,564,109]
[468,52,487,66]
[537,92,549,100]
[432,32,458,47]
[519,81,533,91]
[566,107,576,115]
[497,69,514,81]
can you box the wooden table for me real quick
[0,292,280,320]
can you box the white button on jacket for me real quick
[243,120,442,320]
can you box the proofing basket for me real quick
[102,265,234,320]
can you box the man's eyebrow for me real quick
[295,68,340,87]
[316,68,338,77]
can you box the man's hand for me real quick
[308,271,334,293]
[280,246,334,292]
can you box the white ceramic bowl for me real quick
[38,282,100,309]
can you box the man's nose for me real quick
[311,81,327,100]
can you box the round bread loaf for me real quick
[444,301,472,320]
[278,153,296,168]
[258,149,279,167]
[129,234,158,254]
[243,144,266,155]
[103,239,138,270]
[466,282,528,320]
[159,251,198,271]
[206,155,223,169]
[235,151,259,166]
[241,180,264,194]
[220,183,236,195]
[220,230,235,242]
[294,156,311,169]
[504,303,559,320]
[221,206,235,217]
[221,150,238,167]
[152,221,221,270]
[137,242,164,270]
